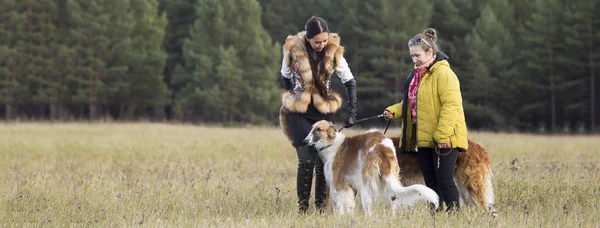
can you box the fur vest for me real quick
[279,31,345,143]
[280,31,345,114]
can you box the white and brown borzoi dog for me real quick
[303,120,440,216]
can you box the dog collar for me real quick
[316,144,333,151]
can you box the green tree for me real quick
[112,0,168,120]
[563,0,600,132]
[354,0,432,120]
[174,0,280,123]
[520,0,566,132]
[35,0,70,120]
[332,0,364,74]
[15,0,63,119]
[258,0,301,44]
[462,2,518,130]
[429,0,488,86]
[158,0,197,119]
[0,0,26,120]
[67,0,131,120]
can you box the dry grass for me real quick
[1,122,599,227]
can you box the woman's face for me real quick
[409,45,434,67]
[307,32,329,52]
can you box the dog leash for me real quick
[337,114,391,133]
[433,144,453,169]
[383,119,391,134]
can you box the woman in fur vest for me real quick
[279,16,357,214]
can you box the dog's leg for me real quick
[467,168,490,211]
[332,187,354,216]
[484,174,498,217]
[456,181,474,206]
[360,185,373,216]
[330,190,342,215]
[331,192,339,212]
[460,161,489,212]
[340,187,355,215]
[361,160,381,217]
[382,176,401,213]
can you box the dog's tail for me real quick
[385,180,440,209]
[380,138,440,208]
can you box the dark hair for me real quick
[304,16,330,99]
[305,16,329,38]
[408,28,439,53]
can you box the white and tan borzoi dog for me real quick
[303,120,440,216]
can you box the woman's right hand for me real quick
[383,110,394,120]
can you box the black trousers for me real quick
[294,144,328,213]
[416,147,460,211]
[287,104,334,213]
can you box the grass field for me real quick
[1,122,599,227]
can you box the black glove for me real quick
[281,76,293,90]
[343,79,357,128]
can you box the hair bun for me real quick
[423,28,437,42]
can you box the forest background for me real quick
[1,0,598,133]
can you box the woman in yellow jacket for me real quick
[383,28,468,212]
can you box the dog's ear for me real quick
[327,124,336,138]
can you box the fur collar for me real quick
[282,31,345,87]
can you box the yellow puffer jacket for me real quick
[385,53,468,152]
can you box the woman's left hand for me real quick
[437,143,450,148]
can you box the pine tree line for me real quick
[0,0,168,120]
[1,0,599,133]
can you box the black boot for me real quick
[343,79,357,128]
[312,146,328,213]
[296,145,314,214]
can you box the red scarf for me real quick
[408,56,435,124]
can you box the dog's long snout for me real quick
[303,134,313,145]
[303,128,319,145]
